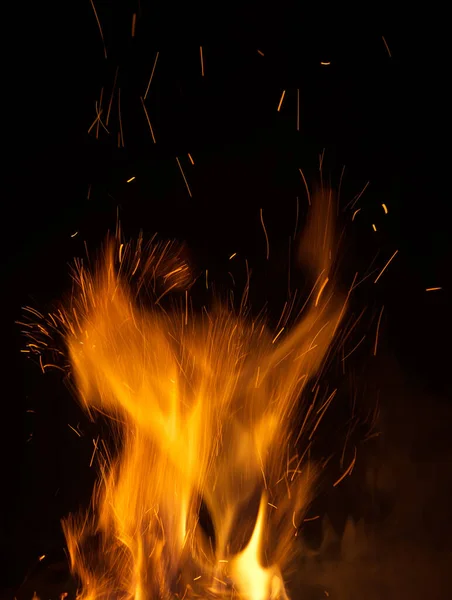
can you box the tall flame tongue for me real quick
[62,188,344,599]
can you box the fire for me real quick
[26,188,345,599]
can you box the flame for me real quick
[48,189,344,599]
[231,494,288,600]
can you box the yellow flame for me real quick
[58,188,344,599]
[231,494,288,600]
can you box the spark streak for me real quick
[144,52,159,99]
[382,36,392,57]
[298,168,311,205]
[118,88,124,147]
[140,97,157,143]
[373,305,385,356]
[89,0,107,59]
[200,46,205,76]
[259,208,270,259]
[315,278,329,307]
[374,250,399,283]
[106,67,119,126]
[333,446,357,487]
[176,157,192,197]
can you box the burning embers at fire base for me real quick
[23,188,346,599]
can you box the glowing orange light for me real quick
[30,189,345,599]
[277,90,286,112]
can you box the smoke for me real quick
[292,355,452,599]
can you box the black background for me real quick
[1,2,450,596]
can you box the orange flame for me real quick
[55,189,344,599]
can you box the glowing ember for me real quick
[24,189,345,599]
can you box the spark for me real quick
[342,335,366,362]
[38,554,46,561]
[319,148,325,173]
[315,277,329,307]
[229,252,237,260]
[374,249,398,283]
[303,515,320,522]
[118,88,124,147]
[106,67,118,126]
[193,575,202,581]
[320,61,331,66]
[372,223,377,232]
[126,176,136,183]
[200,46,205,76]
[68,424,82,437]
[332,272,358,338]
[131,258,141,277]
[205,270,209,289]
[268,503,278,509]
[259,208,270,259]
[277,90,286,112]
[292,511,298,529]
[90,436,100,468]
[382,36,392,57]
[426,287,442,291]
[345,181,370,210]
[131,13,136,37]
[144,51,159,99]
[272,327,285,344]
[373,305,385,356]
[87,184,92,200]
[188,153,195,165]
[339,307,367,350]
[333,446,357,487]
[87,96,109,136]
[257,49,264,56]
[352,208,361,221]
[176,157,192,197]
[382,203,388,214]
[71,231,79,238]
[89,0,107,59]
[309,389,337,441]
[296,88,300,131]
[140,97,156,143]
[298,168,311,205]
[96,88,103,138]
